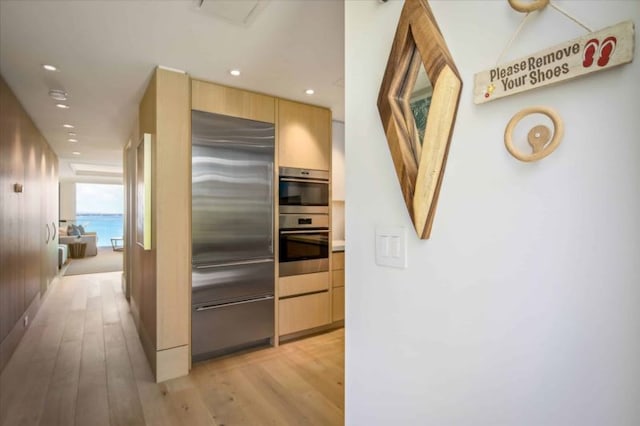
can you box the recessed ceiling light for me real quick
[230,69,241,76]
[72,151,81,156]
[63,124,74,129]
[68,132,76,136]
[305,89,315,95]
[43,64,57,71]
[56,103,70,109]
[49,89,68,101]
[68,139,78,143]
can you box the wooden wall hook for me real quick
[507,0,549,13]
[504,106,564,162]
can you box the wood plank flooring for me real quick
[0,272,344,426]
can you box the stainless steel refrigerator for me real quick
[191,110,274,361]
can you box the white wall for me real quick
[345,2,640,425]
[59,181,76,222]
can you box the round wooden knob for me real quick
[504,106,564,162]
[527,125,551,153]
[507,0,550,13]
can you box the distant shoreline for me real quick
[75,213,123,216]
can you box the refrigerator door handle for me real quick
[193,258,274,269]
[268,162,274,254]
[196,295,274,311]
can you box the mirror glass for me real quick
[409,59,433,147]
[396,44,434,163]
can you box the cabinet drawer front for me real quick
[279,292,330,335]
[332,251,345,270]
[332,287,344,322]
[331,269,345,288]
[192,297,274,361]
[278,271,329,298]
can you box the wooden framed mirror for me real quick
[378,0,462,239]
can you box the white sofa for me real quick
[59,232,98,257]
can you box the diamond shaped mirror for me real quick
[378,0,462,239]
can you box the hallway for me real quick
[0,272,344,425]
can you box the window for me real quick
[76,183,123,247]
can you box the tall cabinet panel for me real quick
[48,146,59,285]
[277,99,331,171]
[24,126,42,307]
[127,67,191,383]
[40,145,59,294]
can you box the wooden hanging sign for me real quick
[474,20,635,104]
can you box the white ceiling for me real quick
[0,0,344,181]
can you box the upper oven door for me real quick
[279,168,329,214]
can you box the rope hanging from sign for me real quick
[495,12,535,65]
[497,1,595,65]
[548,2,593,33]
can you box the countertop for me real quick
[332,239,345,252]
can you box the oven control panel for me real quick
[279,214,329,230]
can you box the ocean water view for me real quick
[75,214,123,247]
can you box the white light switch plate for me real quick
[375,226,407,268]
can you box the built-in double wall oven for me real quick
[278,167,330,277]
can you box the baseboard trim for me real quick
[0,293,42,374]
[120,272,129,300]
[156,345,189,383]
[279,321,343,344]
[136,320,157,374]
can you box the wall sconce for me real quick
[14,183,23,193]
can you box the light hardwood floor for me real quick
[0,272,344,426]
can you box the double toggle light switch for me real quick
[375,227,407,269]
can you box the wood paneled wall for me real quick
[0,74,59,374]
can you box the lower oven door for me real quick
[279,229,329,277]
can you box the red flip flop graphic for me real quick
[597,36,617,67]
[583,38,599,67]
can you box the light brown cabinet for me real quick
[279,291,330,336]
[123,75,335,378]
[279,271,329,298]
[192,79,275,124]
[277,99,331,171]
[278,271,330,336]
[331,251,345,322]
